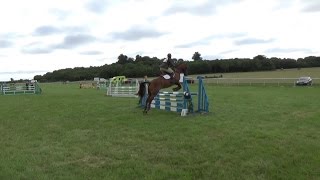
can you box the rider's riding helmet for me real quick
[167,53,171,59]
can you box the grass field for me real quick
[196,67,320,86]
[205,67,320,78]
[1,69,320,179]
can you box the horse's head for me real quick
[176,63,188,76]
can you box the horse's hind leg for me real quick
[143,94,155,114]
[147,95,154,112]
[143,95,151,114]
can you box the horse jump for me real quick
[106,79,139,97]
[137,63,188,114]
[1,82,42,95]
[151,91,187,112]
[139,76,209,115]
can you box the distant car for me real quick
[296,76,312,86]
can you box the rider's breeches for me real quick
[160,67,174,74]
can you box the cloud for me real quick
[23,33,98,54]
[301,1,320,12]
[110,25,167,41]
[79,50,103,55]
[164,1,215,16]
[85,0,110,14]
[0,40,13,48]
[0,70,49,75]
[54,34,97,49]
[176,40,209,48]
[33,26,62,36]
[33,25,89,36]
[219,49,238,55]
[176,32,246,48]
[202,54,223,60]
[216,32,247,39]
[49,9,71,21]
[265,48,314,53]
[21,42,53,54]
[272,0,295,10]
[234,38,274,45]
[164,0,243,16]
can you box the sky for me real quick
[0,0,319,81]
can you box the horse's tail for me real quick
[137,82,149,98]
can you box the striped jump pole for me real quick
[150,91,187,112]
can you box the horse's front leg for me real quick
[172,83,181,91]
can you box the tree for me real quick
[117,54,128,64]
[135,55,142,63]
[253,55,267,61]
[192,52,202,61]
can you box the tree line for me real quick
[34,52,320,82]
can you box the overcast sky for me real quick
[0,0,319,81]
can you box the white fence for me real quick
[106,79,139,97]
[2,85,37,95]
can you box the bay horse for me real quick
[137,63,188,114]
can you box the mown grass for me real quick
[0,81,320,179]
[209,67,320,78]
[194,67,320,86]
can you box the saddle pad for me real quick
[162,74,170,79]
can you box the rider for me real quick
[160,53,175,82]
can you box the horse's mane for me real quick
[175,63,187,74]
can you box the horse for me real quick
[137,63,188,114]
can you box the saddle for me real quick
[160,72,175,79]
[160,72,177,84]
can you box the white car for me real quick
[296,77,312,86]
